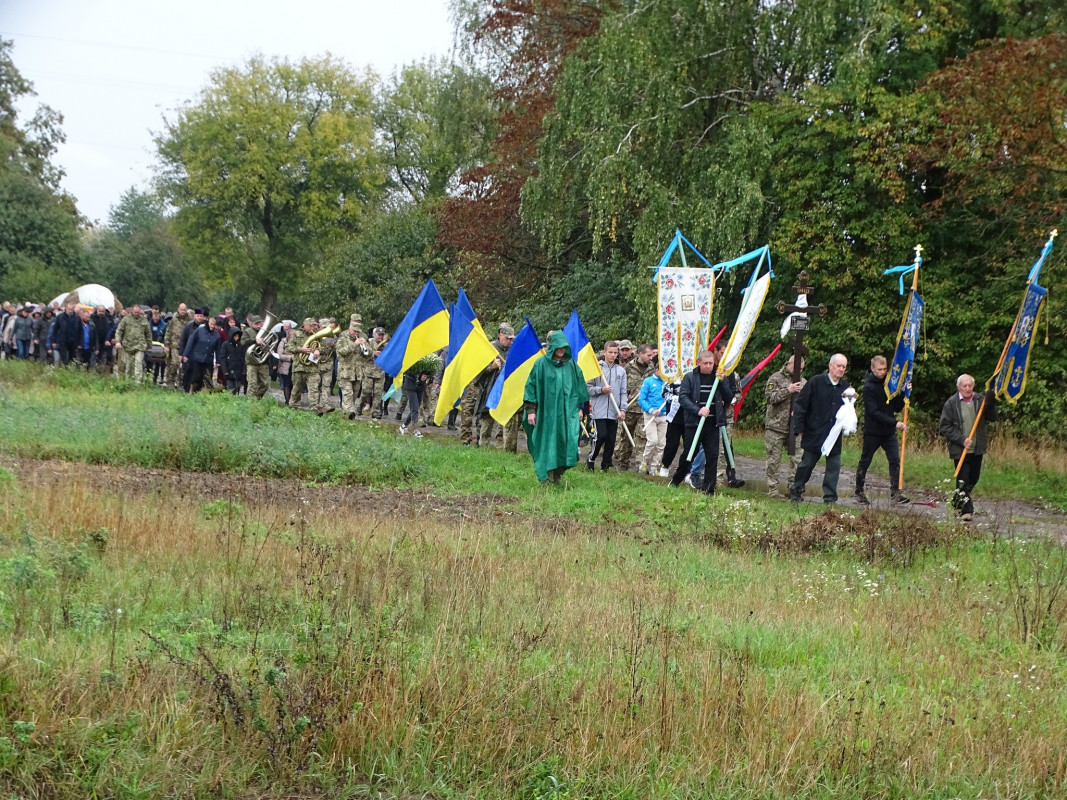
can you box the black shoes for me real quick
[892,493,911,504]
[853,492,870,506]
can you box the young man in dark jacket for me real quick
[220,326,246,394]
[669,349,735,495]
[853,355,909,505]
[790,353,851,504]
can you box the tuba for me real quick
[248,311,279,365]
[297,323,341,367]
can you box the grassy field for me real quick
[2,361,1067,799]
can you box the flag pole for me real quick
[897,244,921,488]
[954,228,1057,478]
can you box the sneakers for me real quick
[638,462,649,474]
[853,492,871,506]
[399,425,407,435]
[727,478,746,489]
[348,412,356,420]
[657,466,670,478]
[414,430,423,438]
[586,459,595,471]
[892,493,911,504]
[961,512,973,522]
[683,473,698,489]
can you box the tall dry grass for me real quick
[2,466,1066,799]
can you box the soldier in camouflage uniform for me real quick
[286,318,318,409]
[335,314,369,419]
[244,315,271,399]
[764,355,806,496]
[114,304,152,384]
[360,328,389,419]
[616,341,657,470]
[163,303,191,388]
[312,317,338,414]
[477,322,519,451]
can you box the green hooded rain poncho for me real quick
[522,330,591,482]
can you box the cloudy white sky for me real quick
[3,0,456,224]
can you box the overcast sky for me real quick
[3,0,456,225]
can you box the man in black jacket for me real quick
[54,303,81,365]
[790,353,850,504]
[669,349,735,495]
[939,374,998,522]
[853,355,909,505]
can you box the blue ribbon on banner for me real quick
[883,258,921,295]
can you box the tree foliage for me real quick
[84,188,206,309]
[0,39,82,301]
[155,55,385,313]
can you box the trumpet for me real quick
[297,323,340,367]
[248,310,279,365]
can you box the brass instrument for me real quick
[248,310,279,365]
[297,323,340,367]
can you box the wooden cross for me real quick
[775,271,828,454]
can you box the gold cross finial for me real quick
[1051,229,1059,240]
[914,243,923,256]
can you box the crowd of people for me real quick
[2,298,994,519]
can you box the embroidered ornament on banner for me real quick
[656,267,714,382]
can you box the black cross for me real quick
[775,271,827,454]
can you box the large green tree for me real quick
[0,38,83,301]
[155,55,385,313]
[84,187,206,309]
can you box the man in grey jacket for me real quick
[585,340,627,471]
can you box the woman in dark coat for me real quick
[182,315,222,393]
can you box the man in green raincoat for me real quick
[523,330,591,484]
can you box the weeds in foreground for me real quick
[2,467,1066,799]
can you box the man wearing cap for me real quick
[476,323,519,451]
[114,304,152,384]
[244,315,272,399]
[286,318,318,410]
[313,317,338,415]
[179,307,207,391]
[335,314,369,419]
[359,327,389,418]
[617,341,657,471]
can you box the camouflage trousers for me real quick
[361,375,385,418]
[246,364,270,399]
[122,349,146,384]
[116,347,127,377]
[164,356,183,389]
[422,382,440,425]
[289,370,314,409]
[478,410,519,452]
[616,409,645,469]
[765,428,802,496]
[338,378,361,414]
[309,370,332,410]
[460,384,479,443]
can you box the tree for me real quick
[155,55,386,313]
[377,58,496,204]
[84,187,206,309]
[0,38,82,300]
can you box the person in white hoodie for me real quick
[585,340,627,471]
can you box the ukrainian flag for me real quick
[374,279,450,377]
[433,298,498,425]
[563,310,602,381]
[487,318,544,425]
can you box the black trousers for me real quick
[661,417,685,469]
[855,429,901,494]
[671,421,720,494]
[951,453,983,516]
[588,418,618,469]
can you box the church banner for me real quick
[656,267,714,382]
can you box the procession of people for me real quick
[1,295,998,520]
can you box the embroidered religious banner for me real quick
[656,267,714,381]
[885,288,924,401]
[993,281,1047,403]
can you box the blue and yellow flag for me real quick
[993,282,1047,403]
[886,289,924,401]
[487,318,544,425]
[990,231,1055,404]
[563,310,602,382]
[374,279,449,378]
[433,298,498,425]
